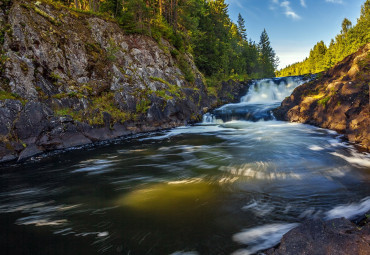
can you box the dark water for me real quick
[1,78,369,255]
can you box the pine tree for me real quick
[237,13,247,41]
[258,29,278,77]
[341,18,352,34]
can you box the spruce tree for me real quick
[237,13,247,41]
[258,29,278,77]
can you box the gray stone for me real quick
[17,144,43,162]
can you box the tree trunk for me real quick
[74,0,79,9]
[173,0,177,30]
[115,0,119,16]
[159,0,162,16]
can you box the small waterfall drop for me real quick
[203,76,307,123]
[241,77,304,104]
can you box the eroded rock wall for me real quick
[274,43,370,150]
[0,0,224,163]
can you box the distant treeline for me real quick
[45,0,279,80]
[277,0,370,77]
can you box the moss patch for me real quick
[318,95,331,106]
[149,76,185,100]
[54,92,132,126]
[33,6,61,26]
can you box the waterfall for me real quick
[241,77,304,104]
[202,76,307,123]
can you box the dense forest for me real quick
[40,0,279,80]
[277,0,370,77]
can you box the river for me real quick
[1,77,369,255]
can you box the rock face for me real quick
[266,218,370,255]
[0,0,250,163]
[274,43,370,150]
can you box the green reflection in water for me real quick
[117,180,222,214]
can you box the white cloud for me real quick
[270,0,301,20]
[325,0,344,4]
[300,0,307,7]
[285,11,301,19]
[280,1,301,20]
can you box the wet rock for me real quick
[218,79,251,105]
[58,133,92,149]
[17,144,43,162]
[0,100,23,136]
[14,102,52,141]
[266,218,370,255]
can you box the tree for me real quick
[341,18,352,34]
[237,13,247,41]
[278,0,369,77]
[258,29,278,77]
[360,0,370,19]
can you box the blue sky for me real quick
[225,0,365,69]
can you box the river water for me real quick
[1,77,369,255]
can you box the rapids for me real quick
[1,77,369,255]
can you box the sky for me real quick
[225,0,365,69]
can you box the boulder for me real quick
[266,218,370,255]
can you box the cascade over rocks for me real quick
[274,43,370,151]
[0,0,250,163]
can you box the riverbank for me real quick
[0,0,254,163]
[274,43,370,151]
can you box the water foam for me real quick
[325,197,370,220]
[232,223,299,255]
[330,151,370,168]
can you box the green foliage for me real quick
[149,76,184,99]
[50,71,62,81]
[278,0,370,77]
[36,0,279,84]
[237,13,247,41]
[55,92,131,125]
[106,39,119,62]
[0,54,9,73]
[259,29,278,77]
[33,6,61,26]
[177,54,195,83]
[136,99,151,114]
[318,96,331,106]
[0,90,21,100]
[0,23,12,45]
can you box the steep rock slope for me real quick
[0,0,244,163]
[274,43,370,150]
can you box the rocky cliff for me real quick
[274,43,370,150]
[0,0,250,163]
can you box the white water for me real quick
[325,197,370,220]
[202,77,307,124]
[241,77,305,104]
[232,223,299,255]
[2,76,369,255]
[197,76,370,254]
